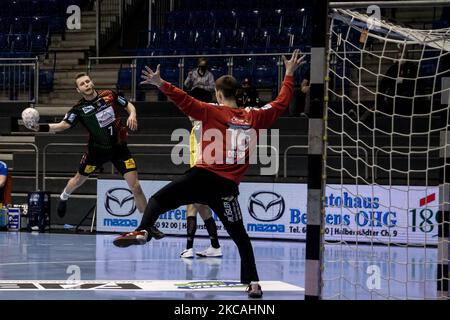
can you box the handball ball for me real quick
[21,107,40,128]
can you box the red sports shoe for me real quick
[113,230,148,248]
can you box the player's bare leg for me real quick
[57,173,89,218]
[123,170,165,240]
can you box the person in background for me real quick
[184,57,215,102]
[288,63,310,117]
[236,78,263,108]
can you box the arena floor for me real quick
[0,232,437,300]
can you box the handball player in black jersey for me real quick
[29,73,164,239]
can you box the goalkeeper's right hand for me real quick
[22,120,39,132]
[140,64,164,88]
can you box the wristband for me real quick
[38,124,50,132]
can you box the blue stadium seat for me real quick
[272,28,294,51]
[0,33,10,51]
[237,10,261,29]
[166,11,190,29]
[248,28,271,53]
[210,64,226,80]
[30,34,47,52]
[0,71,6,87]
[233,64,252,83]
[260,9,284,28]
[117,68,132,90]
[30,16,49,34]
[228,28,249,52]
[0,17,13,34]
[253,65,276,87]
[11,34,29,52]
[192,29,214,50]
[252,57,277,88]
[162,66,179,86]
[39,70,54,91]
[284,7,310,30]
[11,17,31,34]
[189,11,215,29]
[212,10,238,29]
[158,29,174,48]
[19,70,32,88]
[172,29,193,50]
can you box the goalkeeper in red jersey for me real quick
[113,50,305,298]
[26,73,164,239]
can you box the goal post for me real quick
[319,7,450,299]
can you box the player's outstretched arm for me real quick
[125,102,138,131]
[29,121,71,133]
[140,64,212,122]
[251,49,305,130]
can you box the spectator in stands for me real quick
[0,161,8,207]
[236,78,263,108]
[357,47,418,121]
[377,48,417,116]
[288,63,310,117]
[184,57,215,102]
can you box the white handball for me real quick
[21,107,40,129]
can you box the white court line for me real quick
[0,258,303,267]
[0,280,305,292]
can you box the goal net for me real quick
[324,8,450,299]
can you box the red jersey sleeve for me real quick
[159,81,214,122]
[250,75,294,129]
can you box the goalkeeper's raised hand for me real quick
[283,49,306,77]
[140,64,164,88]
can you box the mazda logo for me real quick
[105,188,136,217]
[248,191,285,222]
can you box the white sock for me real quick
[60,190,70,201]
[250,281,259,285]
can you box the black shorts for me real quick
[78,143,137,176]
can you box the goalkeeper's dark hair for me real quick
[215,75,238,99]
[74,72,90,87]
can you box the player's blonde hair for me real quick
[74,73,90,87]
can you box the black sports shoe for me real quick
[57,199,67,218]
[149,226,165,240]
[247,283,263,298]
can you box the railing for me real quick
[0,142,39,190]
[284,145,370,178]
[0,57,39,103]
[88,52,309,102]
[283,145,309,178]
[42,142,281,189]
[374,146,431,180]
[42,143,189,190]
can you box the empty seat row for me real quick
[0,70,53,92]
[0,16,66,34]
[0,33,49,53]
[166,8,310,30]
[0,0,82,17]
[177,0,309,11]
[140,27,310,54]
